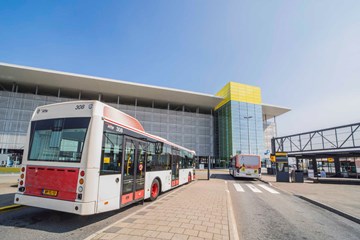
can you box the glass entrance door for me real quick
[121,138,147,205]
[171,148,180,187]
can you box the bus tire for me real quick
[150,179,160,201]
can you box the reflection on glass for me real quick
[29,118,90,162]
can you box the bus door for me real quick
[97,130,123,213]
[171,148,180,187]
[121,138,147,206]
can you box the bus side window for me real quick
[179,150,185,169]
[100,132,123,175]
[146,143,171,171]
[164,146,171,170]
[184,155,189,168]
[146,143,155,171]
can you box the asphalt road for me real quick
[0,193,159,240]
[221,173,360,240]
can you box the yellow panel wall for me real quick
[215,82,262,110]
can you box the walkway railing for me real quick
[272,122,360,154]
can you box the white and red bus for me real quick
[229,154,261,179]
[14,101,195,215]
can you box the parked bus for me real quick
[14,101,195,215]
[229,154,261,179]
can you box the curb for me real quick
[259,177,360,225]
[295,195,360,225]
[0,204,22,212]
[258,177,273,187]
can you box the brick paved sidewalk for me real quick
[88,179,234,240]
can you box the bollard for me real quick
[207,156,210,180]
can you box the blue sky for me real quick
[1,1,360,135]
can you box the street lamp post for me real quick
[244,116,253,154]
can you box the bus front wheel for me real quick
[150,179,160,201]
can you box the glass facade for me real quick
[263,120,276,153]
[215,101,264,162]
[214,82,265,166]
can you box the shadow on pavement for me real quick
[0,193,15,208]
[0,185,181,234]
[210,172,233,180]
[0,200,141,233]
[210,172,261,182]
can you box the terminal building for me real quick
[0,63,290,167]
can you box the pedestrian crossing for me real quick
[245,184,262,193]
[233,183,245,192]
[233,183,279,194]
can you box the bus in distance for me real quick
[229,154,261,179]
[14,101,195,215]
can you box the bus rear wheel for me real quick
[150,179,160,201]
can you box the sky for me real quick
[0,0,359,136]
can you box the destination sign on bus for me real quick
[105,122,123,133]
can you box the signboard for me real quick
[270,152,288,163]
[275,152,288,157]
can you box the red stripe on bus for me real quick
[134,190,145,200]
[104,106,145,132]
[121,193,134,204]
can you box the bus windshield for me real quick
[239,155,259,167]
[28,117,90,162]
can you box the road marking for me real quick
[246,184,262,193]
[258,184,279,194]
[225,183,240,240]
[233,183,245,192]
[0,204,22,212]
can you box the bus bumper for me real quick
[234,172,261,178]
[14,193,96,215]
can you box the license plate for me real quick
[42,189,58,197]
